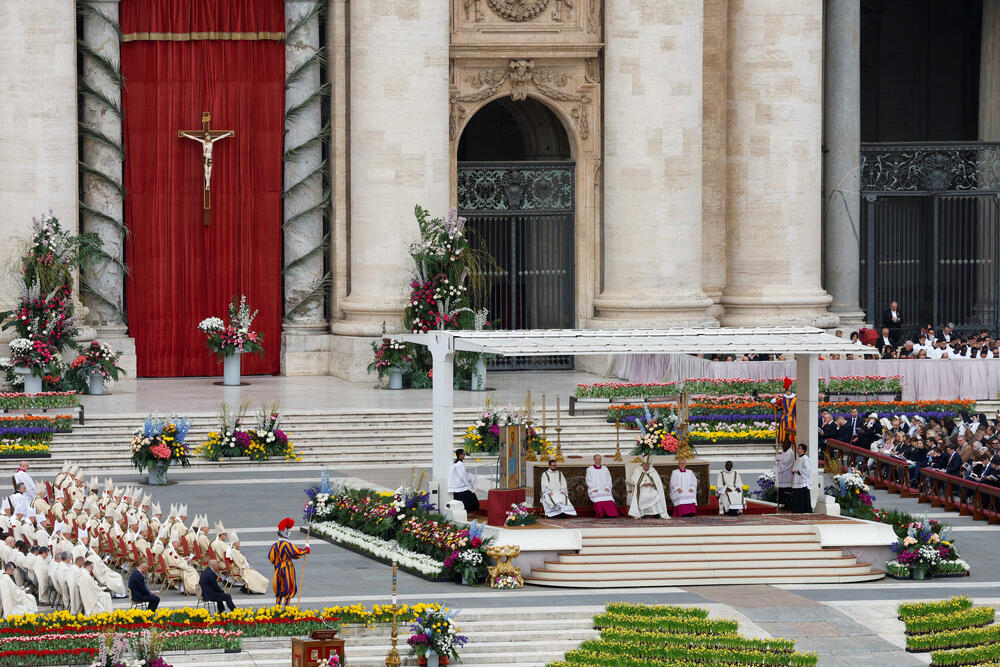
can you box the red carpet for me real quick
[470,497,776,521]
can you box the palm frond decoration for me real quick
[79,161,125,196]
[284,190,331,228]
[79,201,127,235]
[79,278,126,320]
[285,0,324,43]
[78,123,124,160]
[285,83,330,125]
[78,79,121,116]
[77,40,123,88]
[282,123,330,163]
[283,272,331,320]
[76,0,122,40]
[283,159,327,199]
[283,234,329,275]
[286,47,327,87]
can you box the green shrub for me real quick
[905,607,996,636]
[898,597,972,620]
[592,612,738,635]
[599,627,796,653]
[570,639,818,666]
[908,622,1000,652]
[605,602,708,619]
[931,642,1000,666]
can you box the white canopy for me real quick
[396,327,877,515]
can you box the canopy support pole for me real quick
[796,353,820,508]
[430,332,456,502]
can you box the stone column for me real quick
[592,0,715,327]
[701,0,728,317]
[822,0,866,327]
[722,0,836,328]
[976,0,1000,325]
[981,0,1000,142]
[331,0,450,375]
[79,0,134,373]
[282,0,330,375]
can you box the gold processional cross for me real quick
[178,111,234,226]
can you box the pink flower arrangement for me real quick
[149,444,172,459]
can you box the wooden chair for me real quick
[222,556,242,592]
[156,553,179,591]
[192,541,207,568]
[144,549,162,587]
[128,588,148,611]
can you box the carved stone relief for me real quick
[486,0,550,22]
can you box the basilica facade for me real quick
[1,0,995,378]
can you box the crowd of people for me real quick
[0,460,278,617]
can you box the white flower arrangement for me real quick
[312,522,445,576]
[197,317,225,333]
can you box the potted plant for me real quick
[407,608,467,666]
[198,295,264,386]
[7,338,58,395]
[68,341,125,395]
[368,333,412,390]
[130,415,193,485]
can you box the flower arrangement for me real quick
[493,574,522,590]
[198,295,264,360]
[823,469,876,519]
[197,402,298,462]
[461,400,551,456]
[367,334,413,384]
[407,608,468,661]
[0,392,79,411]
[748,470,777,502]
[504,503,537,527]
[67,341,125,388]
[129,415,193,473]
[7,338,60,377]
[577,376,903,401]
[887,518,965,580]
[630,406,680,456]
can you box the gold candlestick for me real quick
[525,416,537,461]
[554,394,564,461]
[614,419,623,461]
[385,559,400,667]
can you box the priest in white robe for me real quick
[76,561,112,614]
[0,563,37,617]
[585,454,619,517]
[225,532,269,594]
[13,463,36,504]
[627,458,669,519]
[669,458,698,517]
[539,460,577,518]
[774,443,795,510]
[716,461,745,516]
[790,443,813,513]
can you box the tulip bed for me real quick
[904,607,996,637]
[551,603,817,667]
[895,597,1000,663]
[899,597,974,620]
[0,392,80,410]
[576,376,904,401]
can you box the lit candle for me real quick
[542,395,547,428]
[557,394,561,428]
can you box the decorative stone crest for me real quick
[486,0,550,22]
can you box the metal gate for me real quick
[457,161,575,370]
[860,143,1000,337]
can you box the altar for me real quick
[529,456,710,509]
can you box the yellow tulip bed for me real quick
[0,603,441,666]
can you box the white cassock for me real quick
[628,466,669,519]
[448,461,477,494]
[716,469,745,514]
[13,471,36,503]
[775,447,795,498]
[75,569,112,614]
[585,465,614,503]
[88,549,125,595]
[0,573,36,617]
[31,555,51,602]
[47,561,67,606]
[226,544,270,594]
[668,469,698,506]
[539,469,577,517]
[68,566,83,614]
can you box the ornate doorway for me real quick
[458,98,575,369]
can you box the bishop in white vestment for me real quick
[540,460,577,517]
[628,460,669,519]
[669,459,698,517]
[585,455,619,517]
[0,565,36,617]
[716,461,745,515]
[76,563,112,614]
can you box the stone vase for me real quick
[470,354,487,391]
[147,459,170,485]
[388,367,404,390]
[223,352,242,386]
[88,370,105,396]
[14,367,42,395]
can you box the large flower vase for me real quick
[223,352,242,386]
[470,354,487,391]
[418,654,448,666]
[88,370,105,396]
[148,459,170,485]
[388,366,403,390]
[14,367,42,395]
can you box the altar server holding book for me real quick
[540,460,576,517]
[669,458,698,517]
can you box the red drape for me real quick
[121,1,283,377]
[121,0,284,36]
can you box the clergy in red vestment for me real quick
[669,458,698,517]
[585,454,619,518]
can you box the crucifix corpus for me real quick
[178,111,234,226]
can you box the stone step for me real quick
[552,552,856,567]
[524,570,885,588]
[579,541,824,555]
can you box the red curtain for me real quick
[121,1,283,377]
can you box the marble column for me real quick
[822,0,866,327]
[282,0,330,374]
[981,0,1000,142]
[976,0,1000,325]
[592,0,716,327]
[722,0,836,328]
[701,0,728,317]
[331,0,450,343]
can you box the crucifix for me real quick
[178,111,234,226]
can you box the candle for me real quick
[557,394,561,428]
[542,395,547,428]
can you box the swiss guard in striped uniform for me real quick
[268,517,309,606]
[771,377,797,446]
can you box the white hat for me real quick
[156,524,170,542]
[113,487,122,500]
[214,520,226,535]
[141,494,151,508]
[89,476,98,489]
[229,530,239,545]
[868,412,878,419]
[151,501,161,516]
[104,478,113,493]
[190,515,201,529]
[168,504,177,519]
[60,462,70,474]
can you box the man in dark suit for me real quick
[931,444,962,477]
[128,562,159,611]
[199,559,235,614]
[883,301,903,340]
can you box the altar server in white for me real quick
[716,461,745,516]
[540,460,576,517]
[585,454,619,517]
[669,459,698,517]
[774,442,795,510]
[448,449,480,513]
[790,443,813,513]
[628,457,669,519]
[0,563,36,617]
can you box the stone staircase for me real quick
[36,409,777,475]
[525,524,884,588]
[164,607,599,666]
